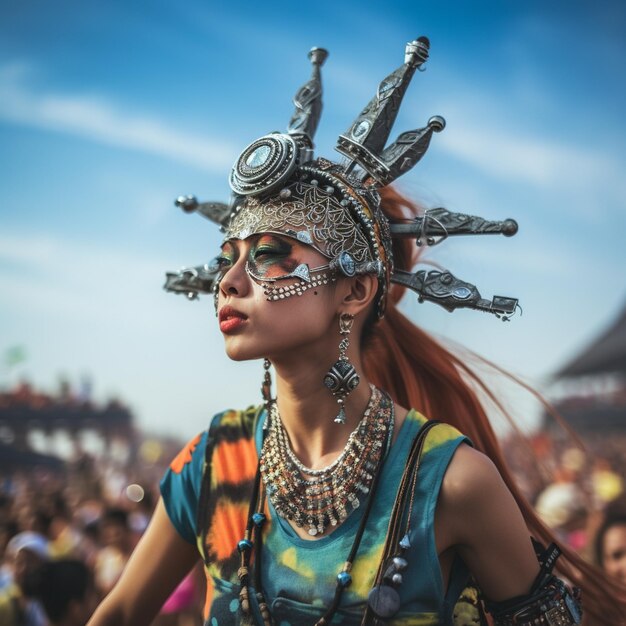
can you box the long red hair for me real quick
[363,186,626,625]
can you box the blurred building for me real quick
[548,303,626,435]
[0,382,137,466]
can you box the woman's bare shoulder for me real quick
[440,443,506,508]
[436,443,540,600]
[436,442,520,550]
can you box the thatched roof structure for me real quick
[555,304,626,378]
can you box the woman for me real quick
[87,38,624,625]
[594,507,626,585]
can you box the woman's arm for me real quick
[87,498,200,626]
[435,443,540,601]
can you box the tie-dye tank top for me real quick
[160,406,471,625]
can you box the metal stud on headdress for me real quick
[165,38,520,321]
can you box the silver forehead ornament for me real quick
[165,38,520,321]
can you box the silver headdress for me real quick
[165,38,520,321]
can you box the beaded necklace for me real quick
[237,387,395,626]
[260,384,392,536]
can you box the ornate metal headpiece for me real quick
[165,38,520,321]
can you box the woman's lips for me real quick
[219,317,247,333]
[218,307,248,333]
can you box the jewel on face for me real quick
[216,233,336,302]
[218,234,323,279]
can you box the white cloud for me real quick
[0,61,237,172]
[0,231,177,327]
[435,121,615,189]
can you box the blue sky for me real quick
[1,1,625,439]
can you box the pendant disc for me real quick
[367,584,401,619]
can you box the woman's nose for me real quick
[219,257,250,297]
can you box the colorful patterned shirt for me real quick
[160,407,471,625]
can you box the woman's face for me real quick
[215,233,341,363]
[602,522,626,583]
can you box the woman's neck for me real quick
[271,355,373,470]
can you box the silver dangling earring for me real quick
[261,358,272,407]
[323,313,360,425]
[261,358,273,431]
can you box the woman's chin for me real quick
[223,340,262,363]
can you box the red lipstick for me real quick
[218,306,248,333]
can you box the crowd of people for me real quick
[1,379,101,412]
[501,419,626,584]
[0,380,624,625]
[0,382,203,626]
[0,466,205,626]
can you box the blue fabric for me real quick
[160,430,208,544]
[160,408,471,625]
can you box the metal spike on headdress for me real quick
[390,208,519,247]
[228,47,329,199]
[174,195,232,229]
[164,262,221,301]
[336,37,445,185]
[164,38,521,321]
[391,269,519,321]
[287,47,328,152]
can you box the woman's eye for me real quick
[211,255,233,270]
[254,247,286,259]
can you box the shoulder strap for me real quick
[361,419,441,625]
[381,419,441,571]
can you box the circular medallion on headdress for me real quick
[229,133,299,196]
[337,251,357,277]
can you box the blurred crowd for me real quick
[502,423,626,579]
[1,381,625,625]
[1,378,105,412]
[0,382,203,626]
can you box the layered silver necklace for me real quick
[260,385,394,536]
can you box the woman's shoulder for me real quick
[391,409,473,498]
[207,404,264,439]
[159,405,265,544]
[407,400,495,498]
[405,408,469,454]
[167,405,263,475]
[440,443,502,501]
[437,443,514,544]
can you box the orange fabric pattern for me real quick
[206,499,249,562]
[203,576,214,620]
[212,436,258,486]
[169,433,202,474]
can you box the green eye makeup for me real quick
[215,234,337,301]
